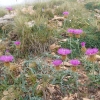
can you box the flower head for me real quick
[52,59,62,66]
[6,7,13,11]
[70,59,80,66]
[14,41,21,46]
[57,48,71,55]
[67,28,74,33]
[63,11,69,15]
[85,48,98,55]
[81,42,86,47]
[0,55,14,62]
[74,29,83,34]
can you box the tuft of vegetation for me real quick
[0,0,100,99]
[0,8,6,17]
[85,1,100,10]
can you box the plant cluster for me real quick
[0,0,100,100]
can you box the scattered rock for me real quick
[95,15,100,20]
[0,13,16,25]
[21,6,35,15]
[62,97,69,100]
[49,43,60,51]
[83,98,91,100]
[95,9,100,13]
[1,96,8,100]
[3,91,9,95]
[47,84,56,94]
[96,91,100,99]
[61,62,71,67]
[57,20,63,27]
[62,94,78,100]
[51,52,56,56]
[52,15,64,21]
[96,55,100,61]
[60,39,67,42]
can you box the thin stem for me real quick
[77,39,80,55]
[69,37,73,59]
[92,62,95,76]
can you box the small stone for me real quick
[3,91,9,95]
[96,55,100,61]
[95,9,100,13]
[62,97,68,100]
[51,52,56,56]
[49,43,60,51]
[60,39,67,42]
[52,15,64,21]
[1,96,8,100]
[83,98,91,100]
[47,86,55,94]
[57,21,62,27]
[61,62,71,67]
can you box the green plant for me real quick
[80,31,100,49]
[85,1,100,10]
[59,38,81,59]
[87,74,100,89]
[0,8,6,17]
[52,70,79,94]
[44,9,54,19]
[13,13,56,56]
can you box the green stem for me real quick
[77,39,80,55]
[92,62,95,76]
[69,37,73,59]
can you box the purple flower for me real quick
[57,48,71,55]
[67,28,74,33]
[6,7,13,11]
[63,11,69,15]
[52,59,62,66]
[70,59,80,66]
[0,55,14,62]
[14,41,21,46]
[73,29,83,34]
[93,48,98,53]
[85,48,98,55]
[81,42,86,47]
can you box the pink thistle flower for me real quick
[67,28,74,33]
[57,48,71,56]
[73,29,83,34]
[0,55,14,62]
[92,48,98,53]
[52,59,62,66]
[14,41,21,46]
[81,42,86,47]
[6,7,13,11]
[63,11,69,15]
[70,59,80,66]
[85,48,98,55]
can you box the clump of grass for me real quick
[0,8,6,17]
[33,2,48,10]
[12,0,99,57]
[44,9,54,19]
[13,12,56,55]
[85,1,100,10]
